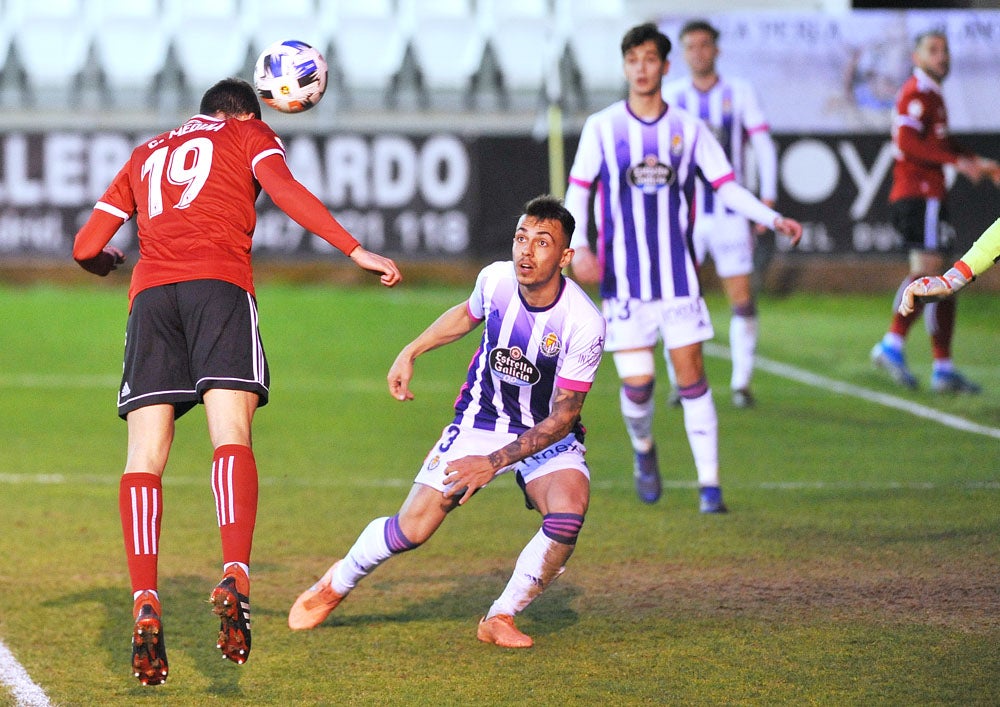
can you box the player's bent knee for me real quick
[542,512,585,545]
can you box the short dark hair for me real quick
[200,78,262,120]
[621,22,672,61]
[914,29,947,50]
[679,19,720,43]
[523,195,575,248]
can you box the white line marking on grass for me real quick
[704,342,1000,440]
[0,639,51,707]
[4,347,997,440]
[1,473,994,492]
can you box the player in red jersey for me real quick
[72,78,401,685]
[870,31,996,394]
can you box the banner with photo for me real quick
[657,9,1000,134]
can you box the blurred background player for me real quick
[870,30,996,394]
[73,78,401,685]
[899,214,1000,314]
[288,196,605,649]
[662,19,779,409]
[564,23,801,513]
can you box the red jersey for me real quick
[889,68,967,202]
[96,115,285,303]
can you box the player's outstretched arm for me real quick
[387,303,480,401]
[72,209,127,276]
[899,217,1000,315]
[442,387,587,505]
[255,155,401,286]
[716,181,801,247]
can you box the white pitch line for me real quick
[0,472,994,492]
[0,639,51,707]
[2,348,997,440]
[703,342,1000,441]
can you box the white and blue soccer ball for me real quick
[253,40,328,114]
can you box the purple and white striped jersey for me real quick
[662,75,776,216]
[451,261,606,436]
[565,101,736,302]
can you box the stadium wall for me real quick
[2,8,999,292]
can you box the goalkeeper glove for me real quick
[898,265,970,316]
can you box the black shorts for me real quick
[118,280,269,420]
[889,197,956,253]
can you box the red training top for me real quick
[889,68,969,203]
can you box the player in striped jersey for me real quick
[289,195,606,649]
[564,23,801,513]
[662,19,778,410]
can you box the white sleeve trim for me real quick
[251,148,285,175]
[95,201,130,221]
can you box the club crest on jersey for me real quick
[670,133,684,156]
[627,154,675,193]
[489,346,541,386]
[539,332,561,357]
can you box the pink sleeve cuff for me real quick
[710,172,736,190]
[556,377,592,392]
[466,302,484,322]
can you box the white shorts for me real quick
[414,425,590,494]
[602,297,715,352]
[693,213,754,278]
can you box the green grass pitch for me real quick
[0,281,997,705]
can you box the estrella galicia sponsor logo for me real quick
[627,154,674,193]
[539,332,560,357]
[489,346,541,386]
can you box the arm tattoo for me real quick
[487,388,587,469]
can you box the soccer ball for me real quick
[253,40,328,114]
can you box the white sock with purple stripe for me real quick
[331,514,417,595]
[485,515,582,619]
[678,378,720,487]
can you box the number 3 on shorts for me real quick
[438,425,460,453]
[607,298,632,322]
